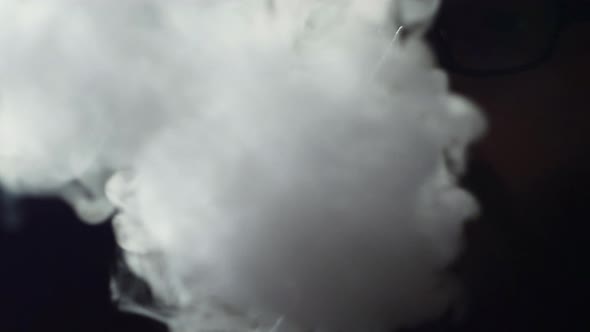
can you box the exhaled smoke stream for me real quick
[0,1,485,331]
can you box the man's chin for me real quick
[446,154,590,330]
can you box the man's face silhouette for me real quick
[434,0,590,202]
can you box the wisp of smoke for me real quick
[0,1,486,331]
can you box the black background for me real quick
[0,197,167,332]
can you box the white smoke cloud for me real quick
[0,1,486,331]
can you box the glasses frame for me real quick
[429,0,590,77]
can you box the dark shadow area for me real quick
[0,196,168,332]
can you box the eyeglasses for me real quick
[427,0,590,77]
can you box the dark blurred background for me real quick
[0,195,167,332]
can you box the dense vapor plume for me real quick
[0,1,486,331]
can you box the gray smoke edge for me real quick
[0,188,21,231]
[0,1,486,331]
